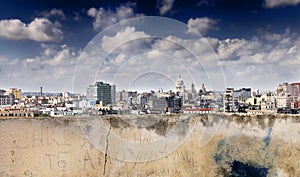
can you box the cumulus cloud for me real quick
[0,18,63,42]
[89,27,224,91]
[215,30,300,89]
[258,28,292,42]
[217,38,248,59]
[101,26,150,53]
[87,3,143,30]
[264,0,300,8]
[2,20,299,92]
[39,9,66,20]
[0,44,77,91]
[187,17,218,35]
[157,0,174,15]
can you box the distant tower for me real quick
[40,86,43,97]
[191,83,197,99]
[175,75,185,96]
[191,83,195,92]
[201,83,206,93]
[199,83,206,98]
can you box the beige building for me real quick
[10,88,22,100]
[276,82,300,97]
[275,93,293,108]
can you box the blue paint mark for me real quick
[231,160,269,177]
[213,139,226,166]
[263,128,272,160]
[263,128,272,148]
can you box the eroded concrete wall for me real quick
[0,115,299,176]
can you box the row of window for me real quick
[0,112,34,117]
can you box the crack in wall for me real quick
[103,118,112,176]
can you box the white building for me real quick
[175,75,185,96]
[275,93,293,108]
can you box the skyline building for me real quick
[0,89,14,106]
[86,81,116,106]
[276,82,300,97]
[224,87,251,112]
[175,75,185,96]
[10,88,22,100]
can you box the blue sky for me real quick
[0,0,300,93]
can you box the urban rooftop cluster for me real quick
[1,76,300,118]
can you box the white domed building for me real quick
[175,75,185,96]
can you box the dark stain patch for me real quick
[199,114,208,126]
[103,117,131,129]
[268,115,276,127]
[231,160,269,177]
[213,135,274,177]
[256,115,267,129]
[146,119,176,136]
[213,139,232,176]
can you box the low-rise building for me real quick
[275,93,293,108]
[0,94,14,106]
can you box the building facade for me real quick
[175,75,185,96]
[10,88,22,100]
[276,82,300,97]
[86,81,116,106]
[275,93,293,108]
[224,87,251,112]
[0,95,14,106]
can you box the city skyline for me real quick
[0,1,300,92]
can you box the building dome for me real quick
[175,75,185,94]
[176,75,183,85]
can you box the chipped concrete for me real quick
[0,114,299,176]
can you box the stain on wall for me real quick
[0,115,299,176]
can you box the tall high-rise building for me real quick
[86,81,116,106]
[111,85,116,104]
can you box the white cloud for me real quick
[217,38,248,59]
[257,28,292,42]
[87,3,143,30]
[187,17,218,35]
[158,0,174,15]
[2,19,299,92]
[262,32,281,41]
[0,44,78,91]
[0,18,63,42]
[215,31,300,89]
[264,0,300,8]
[101,27,150,53]
[39,9,66,20]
